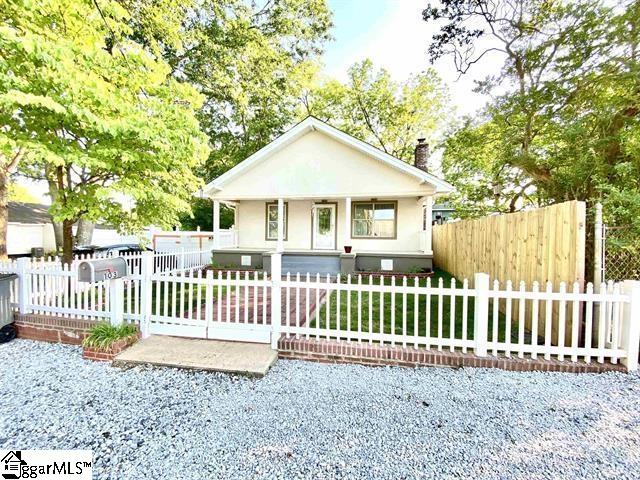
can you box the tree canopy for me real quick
[1,0,210,261]
[425,0,640,229]
[178,197,235,231]
[301,59,451,163]
[171,0,333,181]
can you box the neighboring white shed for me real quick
[7,202,140,255]
[7,202,57,255]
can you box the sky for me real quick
[20,0,503,204]
[322,0,499,117]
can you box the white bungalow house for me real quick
[203,117,453,275]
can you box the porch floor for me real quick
[216,247,431,256]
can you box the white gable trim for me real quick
[204,117,454,195]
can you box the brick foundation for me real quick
[277,336,626,373]
[82,335,139,362]
[14,313,98,345]
[14,312,139,362]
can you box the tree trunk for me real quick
[0,171,8,260]
[75,218,95,246]
[51,220,63,252]
[62,218,74,265]
[47,177,63,251]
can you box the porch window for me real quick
[265,202,288,240]
[352,201,397,238]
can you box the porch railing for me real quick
[217,229,238,248]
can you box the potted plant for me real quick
[82,323,139,362]
[344,246,352,253]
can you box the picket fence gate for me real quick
[3,252,640,371]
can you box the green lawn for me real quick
[312,269,509,343]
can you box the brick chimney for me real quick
[414,138,429,171]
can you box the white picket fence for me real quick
[275,273,635,366]
[2,252,639,371]
[147,269,272,342]
[0,248,211,319]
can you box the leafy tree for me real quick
[301,59,451,162]
[178,198,235,231]
[1,0,210,262]
[118,0,195,55]
[169,0,333,181]
[425,0,640,227]
[441,116,541,217]
[0,150,22,258]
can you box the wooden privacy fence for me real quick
[433,201,586,344]
[432,201,586,288]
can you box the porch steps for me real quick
[282,255,340,276]
[113,335,278,377]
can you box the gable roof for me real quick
[8,202,51,224]
[8,202,113,229]
[204,116,454,195]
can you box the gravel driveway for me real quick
[2,340,640,479]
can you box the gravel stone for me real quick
[1,339,640,479]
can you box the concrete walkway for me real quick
[113,335,278,377]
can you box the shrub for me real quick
[83,323,138,350]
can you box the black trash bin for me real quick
[0,273,18,343]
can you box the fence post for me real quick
[270,253,282,350]
[621,280,640,372]
[594,202,604,285]
[109,278,124,327]
[179,247,185,272]
[473,273,490,357]
[16,257,31,315]
[139,251,154,338]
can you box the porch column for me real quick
[232,205,238,247]
[344,197,351,248]
[423,196,433,255]
[276,198,284,252]
[213,199,220,249]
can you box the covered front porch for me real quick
[211,195,434,275]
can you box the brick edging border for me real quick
[14,312,140,362]
[277,336,626,373]
[83,334,140,362]
[14,312,99,345]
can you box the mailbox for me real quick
[78,258,128,283]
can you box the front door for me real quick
[312,204,336,250]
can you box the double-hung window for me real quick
[351,201,397,238]
[266,202,288,240]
